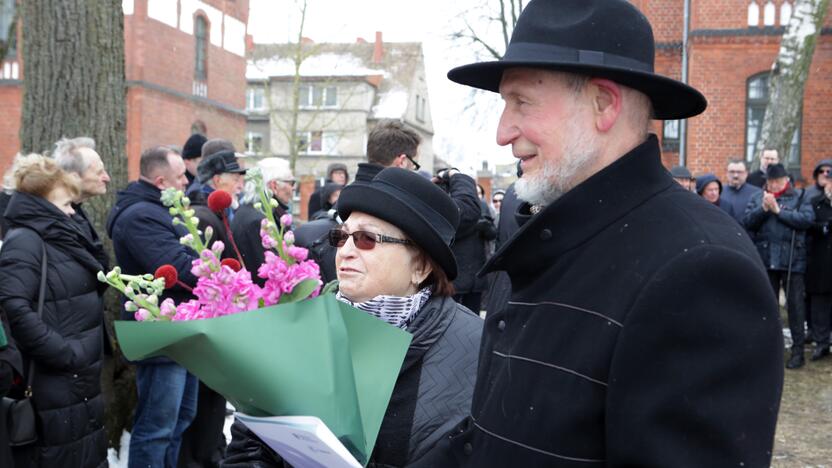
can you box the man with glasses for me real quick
[720,159,761,224]
[748,148,780,188]
[232,157,295,284]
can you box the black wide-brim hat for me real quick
[448,0,707,120]
[337,167,460,280]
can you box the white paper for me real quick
[235,413,363,468]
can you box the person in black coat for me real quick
[420,1,784,466]
[307,163,349,217]
[484,184,521,316]
[743,163,814,368]
[107,147,199,468]
[432,169,486,314]
[232,158,293,285]
[747,148,780,188]
[222,168,482,468]
[806,177,832,361]
[0,154,107,468]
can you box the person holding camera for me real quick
[434,169,492,314]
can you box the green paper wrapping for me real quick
[114,294,411,465]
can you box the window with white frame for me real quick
[763,1,775,26]
[246,87,265,110]
[245,132,263,154]
[299,85,337,108]
[0,0,15,60]
[194,15,208,80]
[746,73,800,168]
[747,1,760,27]
[297,131,337,154]
[662,120,680,151]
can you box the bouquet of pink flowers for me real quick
[98,168,334,321]
[101,168,410,466]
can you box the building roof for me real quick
[247,41,425,120]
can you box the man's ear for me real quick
[394,154,408,168]
[587,78,623,133]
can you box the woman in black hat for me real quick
[223,168,483,468]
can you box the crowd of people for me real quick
[0,0,816,466]
[673,149,832,368]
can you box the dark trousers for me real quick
[178,382,227,468]
[810,293,832,348]
[769,270,806,351]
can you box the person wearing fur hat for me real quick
[223,168,483,467]
[743,163,814,369]
[695,173,722,205]
[420,0,784,466]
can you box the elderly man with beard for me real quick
[416,1,784,466]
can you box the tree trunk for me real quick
[754,0,830,169]
[287,0,308,172]
[20,0,131,451]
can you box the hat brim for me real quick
[337,185,458,281]
[448,60,707,120]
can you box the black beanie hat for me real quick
[766,163,789,180]
[182,134,207,160]
[337,167,460,280]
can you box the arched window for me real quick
[748,1,760,27]
[780,1,793,25]
[194,16,207,80]
[746,73,801,168]
[763,1,776,26]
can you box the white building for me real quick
[245,32,436,177]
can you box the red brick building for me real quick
[638,0,832,183]
[0,0,249,179]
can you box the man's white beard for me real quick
[515,129,601,207]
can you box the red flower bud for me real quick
[154,265,179,289]
[207,190,233,213]
[221,258,242,272]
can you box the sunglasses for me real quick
[328,229,412,250]
[404,154,421,171]
[820,170,832,175]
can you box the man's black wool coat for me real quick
[421,136,784,467]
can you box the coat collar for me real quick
[483,135,672,278]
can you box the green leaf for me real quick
[278,279,320,304]
[321,280,339,296]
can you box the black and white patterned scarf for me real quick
[336,287,432,329]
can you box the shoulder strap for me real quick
[24,235,47,396]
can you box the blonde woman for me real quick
[0,154,107,468]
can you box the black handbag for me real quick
[2,238,47,447]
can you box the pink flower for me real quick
[211,241,226,258]
[160,298,177,318]
[260,228,278,250]
[287,245,308,262]
[284,231,295,245]
[135,308,152,321]
[280,214,293,228]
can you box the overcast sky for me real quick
[247,0,514,174]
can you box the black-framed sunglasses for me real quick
[404,154,421,171]
[328,229,412,250]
